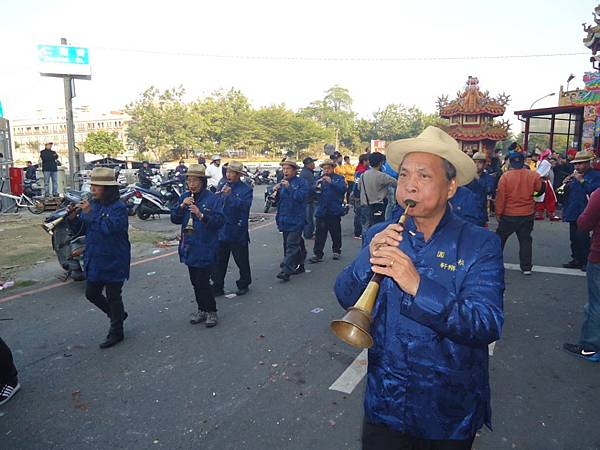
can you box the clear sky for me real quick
[0,0,598,132]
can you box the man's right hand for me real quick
[181,196,194,208]
[66,203,78,220]
[369,223,404,257]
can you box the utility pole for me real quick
[61,37,78,184]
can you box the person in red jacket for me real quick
[563,188,600,362]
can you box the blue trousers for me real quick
[581,261,600,351]
[43,171,58,196]
[303,201,315,239]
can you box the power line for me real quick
[95,47,588,62]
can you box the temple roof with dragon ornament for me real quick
[437,76,510,117]
[442,123,511,142]
[583,4,600,55]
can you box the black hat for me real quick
[302,157,316,165]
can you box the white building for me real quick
[11,107,131,166]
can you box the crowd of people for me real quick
[1,126,600,450]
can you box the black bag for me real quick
[361,175,385,225]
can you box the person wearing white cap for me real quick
[206,155,223,191]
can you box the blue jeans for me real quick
[43,171,58,196]
[580,261,600,351]
[303,201,315,239]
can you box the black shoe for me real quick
[99,332,124,349]
[236,287,249,296]
[212,287,225,297]
[563,343,600,362]
[291,265,305,275]
[309,255,323,264]
[563,260,583,269]
[581,265,587,272]
[276,271,290,282]
[0,382,20,406]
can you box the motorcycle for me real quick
[42,190,88,281]
[252,170,274,185]
[134,179,183,220]
[23,179,43,198]
[264,184,280,213]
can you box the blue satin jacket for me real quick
[276,176,309,232]
[315,173,346,218]
[215,178,253,244]
[450,183,487,227]
[170,189,224,268]
[69,200,131,283]
[563,169,600,222]
[334,207,504,440]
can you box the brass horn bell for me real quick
[330,199,416,349]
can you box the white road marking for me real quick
[329,349,368,394]
[503,263,586,277]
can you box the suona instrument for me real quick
[330,199,417,349]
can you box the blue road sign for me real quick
[38,44,91,78]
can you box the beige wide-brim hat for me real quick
[90,167,118,186]
[226,161,247,175]
[186,164,211,178]
[280,157,300,169]
[571,150,594,164]
[386,126,476,186]
[472,152,487,161]
[320,160,336,168]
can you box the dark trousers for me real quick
[346,181,355,203]
[212,241,252,290]
[353,202,364,237]
[496,215,534,271]
[569,221,590,264]
[362,419,475,450]
[313,215,342,257]
[85,282,126,331]
[303,201,315,239]
[188,266,217,312]
[282,230,306,274]
[0,338,18,385]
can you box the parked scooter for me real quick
[134,179,183,220]
[264,184,280,213]
[23,179,43,198]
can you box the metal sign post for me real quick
[38,39,91,187]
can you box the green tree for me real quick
[83,130,125,157]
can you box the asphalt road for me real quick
[0,186,598,450]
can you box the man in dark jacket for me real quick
[24,161,38,180]
[212,161,254,297]
[174,160,188,182]
[300,157,317,239]
[275,158,309,282]
[334,126,503,448]
[562,151,600,270]
[308,160,346,263]
[137,161,153,189]
[40,142,59,197]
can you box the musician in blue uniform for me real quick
[562,151,600,270]
[212,161,254,297]
[171,164,224,328]
[334,127,504,449]
[67,167,131,348]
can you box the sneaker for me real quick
[563,260,583,269]
[563,343,600,362]
[332,253,341,260]
[206,312,218,328]
[353,236,362,240]
[276,271,290,282]
[190,310,207,324]
[309,255,323,264]
[549,216,561,221]
[291,265,305,275]
[0,382,20,405]
[521,270,532,275]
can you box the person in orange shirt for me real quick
[495,151,543,275]
[338,155,356,203]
